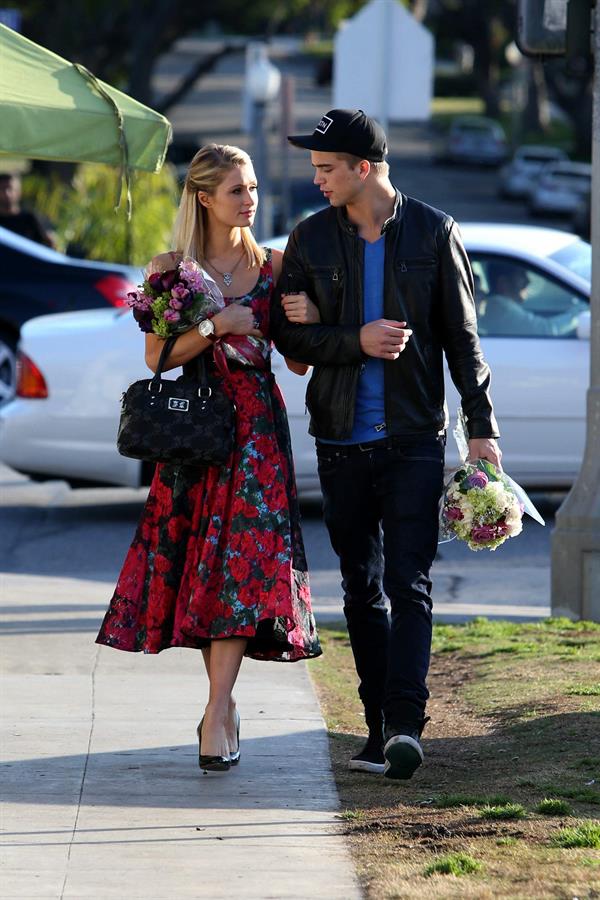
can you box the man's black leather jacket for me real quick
[270,190,499,442]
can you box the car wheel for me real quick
[0,331,17,406]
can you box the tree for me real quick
[429,0,592,157]
[18,0,367,112]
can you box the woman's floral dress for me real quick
[96,251,321,662]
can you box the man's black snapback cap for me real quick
[288,108,387,162]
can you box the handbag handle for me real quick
[149,336,178,392]
[151,336,220,393]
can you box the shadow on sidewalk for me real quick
[2,728,339,816]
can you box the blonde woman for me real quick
[96,145,321,772]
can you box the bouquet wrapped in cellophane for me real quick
[439,411,545,551]
[126,255,268,371]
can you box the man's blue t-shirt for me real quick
[323,236,387,445]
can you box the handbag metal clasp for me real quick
[148,382,162,393]
[198,387,212,398]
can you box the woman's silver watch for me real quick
[197,318,217,342]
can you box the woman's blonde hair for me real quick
[172,143,266,269]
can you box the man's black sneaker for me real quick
[348,735,385,774]
[383,723,425,780]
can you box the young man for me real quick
[270,108,501,779]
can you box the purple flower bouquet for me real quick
[126,257,223,338]
[126,256,268,370]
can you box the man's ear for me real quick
[359,160,371,181]
[197,190,211,209]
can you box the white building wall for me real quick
[333,0,434,124]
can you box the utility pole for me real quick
[518,0,599,621]
[551,1,600,621]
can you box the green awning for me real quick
[0,23,172,207]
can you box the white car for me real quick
[529,161,592,216]
[0,225,591,493]
[498,144,568,200]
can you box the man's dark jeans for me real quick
[316,434,445,730]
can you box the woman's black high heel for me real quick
[229,710,241,766]
[197,718,230,772]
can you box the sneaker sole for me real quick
[383,735,424,780]
[348,758,385,774]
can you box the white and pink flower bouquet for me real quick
[440,412,544,551]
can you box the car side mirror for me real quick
[576,309,591,340]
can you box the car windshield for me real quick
[523,153,560,163]
[549,240,591,282]
[457,123,493,134]
[554,171,590,182]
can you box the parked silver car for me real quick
[443,116,508,166]
[529,161,592,216]
[498,144,568,199]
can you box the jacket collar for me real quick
[336,187,404,236]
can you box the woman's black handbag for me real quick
[117,337,235,467]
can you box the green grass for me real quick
[548,787,600,806]
[550,821,600,849]
[435,794,511,809]
[424,852,483,877]
[431,617,600,662]
[430,96,485,132]
[568,684,600,696]
[309,619,600,898]
[429,95,577,154]
[536,798,572,816]
[337,810,364,821]
[480,803,526,820]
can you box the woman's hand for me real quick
[213,305,262,338]
[282,292,320,325]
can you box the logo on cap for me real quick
[315,115,333,135]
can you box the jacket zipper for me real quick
[342,235,362,436]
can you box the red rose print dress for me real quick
[96,251,321,662]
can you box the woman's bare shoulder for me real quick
[145,250,183,275]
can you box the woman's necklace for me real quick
[205,250,245,288]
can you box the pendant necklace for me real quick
[206,250,245,288]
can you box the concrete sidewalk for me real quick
[1,573,361,900]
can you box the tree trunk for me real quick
[523,61,551,134]
[545,63,593,159]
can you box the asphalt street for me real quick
[155,40,569,234]
[0,462,557,631]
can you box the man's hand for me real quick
[282,292,321,324]
[468,438,502,469]
[360,319,413,360]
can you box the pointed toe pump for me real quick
[229,710,241,766]
[197,718,231,772]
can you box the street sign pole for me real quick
[550,1,600,621]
